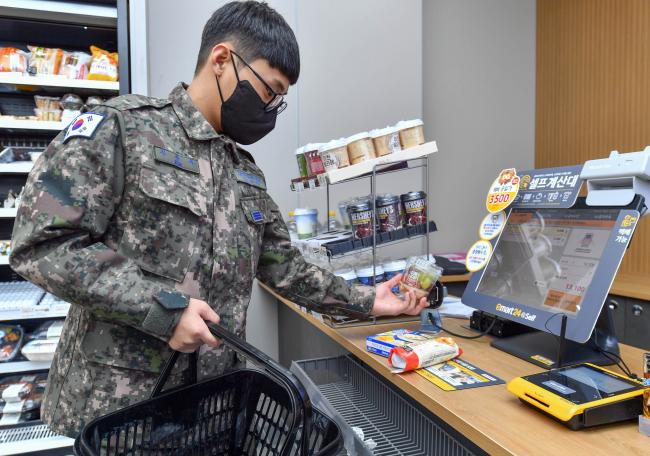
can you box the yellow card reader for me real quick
[508,363,645,430]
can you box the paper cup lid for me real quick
[318,138,348,152]
[294,208,318,216]
[395,119,423,129]
[334,269,357,281]
[346,132,371,143]
[370,126,398,138]
[383,259,407,271]
[355,265,385,277]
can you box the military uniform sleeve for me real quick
[10,107,188,341]
[256,198,375,317]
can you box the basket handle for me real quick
[151,324,313,455]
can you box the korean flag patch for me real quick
[63,112,106,143]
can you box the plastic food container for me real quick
[384,259,407,293]
[346,132,376,165]
[401,191,427,226]
[334,268,357,286]
[355,265,385,286]
[338,200,353,230]
[370,126,402,156]
[376,193,404,232]
[318,138,350,171]
[0,373,47,425]
[21,339,59,362]
[295,145,309,178]
[294,208,318,239]
[399,257,443,299]
[0,325,23,363]
[396,119,425,149]
[347,199,374,239]
[303,143,326,175]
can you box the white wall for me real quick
[423,0,536,254]
[144,0,424,359]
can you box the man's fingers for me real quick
[386,273,402,288]
[200,326,220,348]
[198,302,221,325]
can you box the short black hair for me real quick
[195,1,300,84]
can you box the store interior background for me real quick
[139,0,537,361]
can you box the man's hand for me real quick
[168,298,221,353]
[370,273,429,317]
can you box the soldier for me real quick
[10,1,428,437]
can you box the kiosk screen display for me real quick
[476,207,620,316]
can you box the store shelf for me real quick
[0,256,8,265]
[0,72,119,92]
[0,161,34,174]
[0,307,69,321]
[325,221,437,258]
[0,208,17,218]
[0,0,117,27]
[0,119,65,132]
[0,423,73,455]
[0,360,51,375]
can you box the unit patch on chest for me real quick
[153,146,200,174]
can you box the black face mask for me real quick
[216,75,278,145]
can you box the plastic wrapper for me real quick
[88,45,118,81]
[85,95,105,110]
[27,46,63,75]
[0,326,23,363]
[0,48,29,73]
[60,93,83,111]
[34,95,62,121]
[58,51,91,80]
[21,339,59,362]
[0,373,47,426]
[28,320,65,341]
[399,256,443,299]
[388,337,461,373]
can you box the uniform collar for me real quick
[169,82,222,141]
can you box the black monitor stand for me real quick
[490,305,619,369]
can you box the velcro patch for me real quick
[235,169,266,189]
[250,210,264,223]
[63,112,106,143]
[154,147,200,174]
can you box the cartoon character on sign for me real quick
[498,169,516,185]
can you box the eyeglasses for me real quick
[230,50,287,114]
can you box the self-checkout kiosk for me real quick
[460,148,650,429]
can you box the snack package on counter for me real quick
[366,329,441,358]
[58,51,91,80]
[0,373,47,426]
[0,326,23,363]
[27,46,63,75]
[21,339,59,362]
[388,337,462,373]
[87,45,118,81]
[28,320,65,341]
[0,48,29,73]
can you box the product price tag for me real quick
[293,181,304,192]
[486,168,520,213]
[479,211,506,240]
[308,179,316,190]
[466,240,493,272]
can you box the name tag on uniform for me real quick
[154,146,199,174]
[235,169,266,189]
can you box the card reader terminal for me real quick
[508,363,644,430]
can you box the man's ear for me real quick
[209,43,232,77]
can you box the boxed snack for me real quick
[29,320,65,341]
[0,48,29,73]
[27,46,63,75]
[0,326,23,363]
[88,45,118,81]
[389,337,461,373]
[366,329,441,358]
[21,339,59,362]
[0,373,47,426]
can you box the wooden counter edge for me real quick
[260,282,512,456]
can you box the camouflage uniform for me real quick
[10,83,375,438]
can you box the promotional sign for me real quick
[416,358,505,391]
[466,240,493,272]
[486,168,520,213]
[514,165,583,209]
[479,211,506,241]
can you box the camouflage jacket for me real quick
[10,82,374,437]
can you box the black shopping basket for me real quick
[74,323,342,456]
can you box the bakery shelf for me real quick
[0,208,17,218]
[0,0,117,27]
[0,72,119,92]
[0,161,34,174]
[0,423,73,455]
[0,119,65,132]
[0,360,51,375]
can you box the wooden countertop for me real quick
[441,273,471,283]
[260,283,650,456]
[611,273,650,301]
